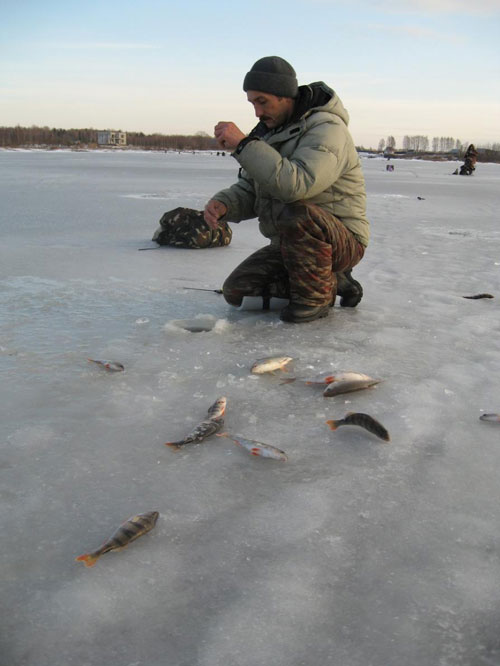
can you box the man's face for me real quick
[246,90,295,129]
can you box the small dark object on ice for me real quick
[479,413,500,423]
[417,196,425,200]
[462,294,494,299]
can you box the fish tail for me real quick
[325,419,339,431]
[75,552,99,567]
[165,442,181,450]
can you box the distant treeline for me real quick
[2,126,500,163]
[0,126,218,151]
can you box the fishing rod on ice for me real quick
[183,287,223,294]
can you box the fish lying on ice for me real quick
[75,511,159,567]
[206,396,227,420]
[251,356,293,375]
[462,294,494,299]
[165,418,224,449]
[165,396,227,449]
[217,432,288,461]
[326,412,390,441]
[88,359,125,372]
[323,373,380,397]
[479,413,500,422]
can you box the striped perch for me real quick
[165,418,224,449]
[75,511,159,567]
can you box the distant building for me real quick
[97,130,127,146]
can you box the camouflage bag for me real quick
[152,207,232,248]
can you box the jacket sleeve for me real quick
[235,120,347,203]
[211,170,257,222]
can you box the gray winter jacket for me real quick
[213,82,370,247]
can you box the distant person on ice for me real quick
[203,55,370,324]
[459,144,478,176]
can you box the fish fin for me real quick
[250,448,261,456]
[75,553,99,567]
[313,375,336,385]
[281,365,290,373]
[215,432,228,437]
[325,419,338,431]
[165,442,181,450]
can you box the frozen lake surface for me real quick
[1,149,500,666]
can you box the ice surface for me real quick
[1,149,500,666]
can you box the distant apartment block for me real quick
[97,130,127,146]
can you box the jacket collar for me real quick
[247,82,335,141]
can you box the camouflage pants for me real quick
[223,202,365,307]
[153,207,232,248]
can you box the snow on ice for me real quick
[1,149,500,666]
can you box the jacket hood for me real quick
[292,82,350,126]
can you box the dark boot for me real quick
[336,270,363,307]
[280,303,330,323]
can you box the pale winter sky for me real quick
[1,0,499,148]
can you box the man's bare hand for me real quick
[204,199,228,229]
[214,122,246,151]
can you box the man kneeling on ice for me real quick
[203,56,369,323]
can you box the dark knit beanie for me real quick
[243,56,298,98]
